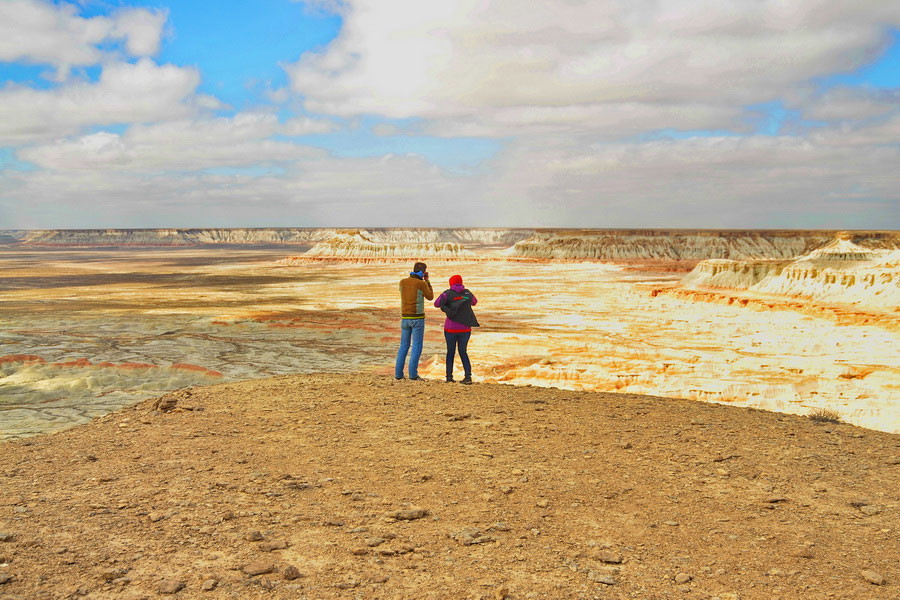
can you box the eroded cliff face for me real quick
[679,239,900,312]
[9,228,899,260]
[504,230,900,260]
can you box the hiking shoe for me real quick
[446,376,455,383]
[460,376,473,385]
[409,376,424,381]
[395,376,404,380]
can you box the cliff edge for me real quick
[0,373,896,599]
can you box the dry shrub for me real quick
[808,408,843,424]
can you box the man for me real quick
[395,261,433,380]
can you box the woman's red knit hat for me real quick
[449,274,463,286]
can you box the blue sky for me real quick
[0,1,898,228]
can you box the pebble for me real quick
[283,566,301,580]
[859,505,881,516]
[596,551,622,564]
[156,579,185,594]
[674,572,692,584]
[861,570,885,585]
[390,507,429,521]
[259,540,288,552]
[100,568,128,582]
[536,499,550,508]
[243,561,274,576]
[200,579,218,591]
[0,573,12,585]
[246,531,264,542]
[0,534,13,543]
[587,570,616,585]
[663,521,679,527]
[365,537,386,547]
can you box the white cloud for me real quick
[19,113,325,171]
[0,1,167,76]
[0,59,205,144]
[286,0,900,136]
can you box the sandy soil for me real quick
[0,373,897,599]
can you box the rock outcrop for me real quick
[504,230,900,261]
[679,238,900,311]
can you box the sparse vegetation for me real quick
[808,407,843,424]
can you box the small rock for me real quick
[390,507,429,521]
[587,570,616,585]
[351,548,368,556]
[100,568,128,582]
[674,572,692,584]
[861,570,885,585]
[246,531,264,542]
[148,512,168,523]
[365,537,386,547]
[0,572,12,585]
[200,579,217,591]
[242,561,274,576]
[0,534,14,543]
[324,520,345,527]
[157,579,185,594]
[511,468,524,476]
[622,442,633,449]
[596,550,622,564]
[536,499,550,508]
[663,521,679,527]
[495,586,510,599]
[451,527,496,546]
[499,486,514,495]
[283,566,301,581]
[860,505,881,516]
[259,540,288,552]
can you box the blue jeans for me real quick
[444,330,471,378]
[395,318,425,378]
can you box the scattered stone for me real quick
[499,486,514,495]
[259,540,288,552]
[674,572,692,584]
[495,586,510,599]
[861,570,885,585]
[793,547,815,559]
[765,497,789,504]
[370,574,389,584]
[536,499,550,508]
[156,579,184,594]
[148,512,168,523]
[663,521,679,527]
[365,537,386,547]
[511,468,524,476]
[451,528,497,546]
[596,550,622,564]
[390,507,429,521]
[860,505,882,516]
[153,396,178,413]
[587,570,616,585]
[0,573,12,585]
[100,568,128,582]
[351,548,368,556]
[283,566,301,581]
[335,580,359,590]
[488,522,511,532]
[246,531,264,542]
[324,520,345,527]
[200,579,217,591]
[242,562,274,576]
[0,534,13,543]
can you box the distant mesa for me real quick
[677,237,900,313]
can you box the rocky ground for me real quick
[0,373,897,600]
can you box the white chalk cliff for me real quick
[680,238,900,311]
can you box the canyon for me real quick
[0,228,897,439]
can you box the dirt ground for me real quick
[0,373,897,600]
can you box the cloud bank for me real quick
[1,0,898,228]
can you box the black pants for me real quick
[444,330,472,378]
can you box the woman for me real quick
[434,274,479,384]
